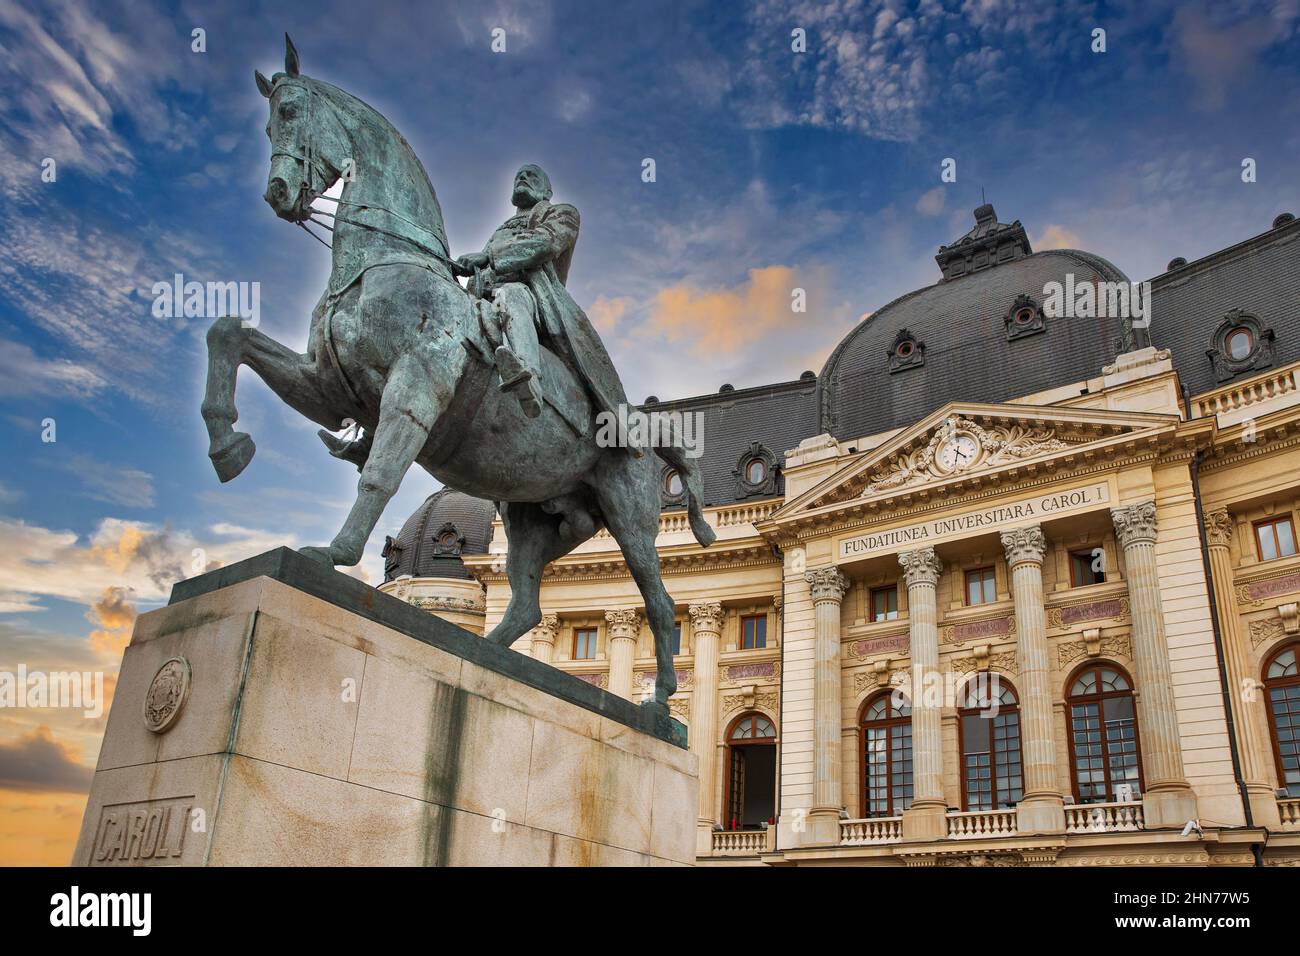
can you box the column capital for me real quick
[532,612,560,644]
[899,546,943,588]
[1111,500,1158,548]
[604,608,641,639]
[1001,524,1047,569]
[805,566,851,604]
[688,602,723,634]
[1203,508,1234,549]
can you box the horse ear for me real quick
[255,70,273,98]
[284,33,300,77]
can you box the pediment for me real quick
[771,402,1181,520]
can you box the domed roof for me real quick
[818,205,1133,441]
[381,488,496,583]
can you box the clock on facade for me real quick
[936,433,980,472]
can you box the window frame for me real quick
[858,693,913,818]
[724,712,777,831]
[572,626,598,661]
[870,585,899,622]
[957,677,1024,811]
[1226,326,1255,360]
[964,566,997,607]
[1065,662,1145,804]
[740,614,767,650]
[1254,515,1297,563]
[1069,548,1107,588]
[1264,642,1300,799]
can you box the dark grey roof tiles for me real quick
[1150,216,1300,397]
[817,248,1130,442]
[640,377,820,507]
[383,488,497,582]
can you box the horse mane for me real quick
[286,73,447,246]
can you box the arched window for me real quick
[1067,663,1144,803]
[860,693,912,818]
[725,713,777,830]
[746,457,766,484]
[663,469,683,497]
[1264,644,1300,798]
[959,675,1023,810]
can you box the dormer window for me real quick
[888,329,925,374]
[1005,294,1045,341]
[662,467,686,507]
[1208,309,1274,382]
[733,442,779,498]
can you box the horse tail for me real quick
[654,444,716,548]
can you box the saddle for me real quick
[459,295,589,439]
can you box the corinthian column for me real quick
[804,566,851,845]
[1203,509,1281,827]
[605,609,641,700]
[899,546,947,841]
[529,613,559,664]
[689,602,723,850]
[1112,501,1198,827]
[1000,526,1065,834]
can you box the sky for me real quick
[1,0,1299,865]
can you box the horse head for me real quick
[255,35,349,223]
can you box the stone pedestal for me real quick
[73,548,697,867]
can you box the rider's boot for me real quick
[495,345,543,419]
[317,429,373,471]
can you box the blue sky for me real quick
[1,0,1300,847]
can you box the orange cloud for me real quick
[86,586,136,657]
[647,265,827,355]
[1035,224,1084,250]
[589,295,632,334]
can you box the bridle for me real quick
[269,79,456,271]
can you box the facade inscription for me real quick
[838,481,1112,561]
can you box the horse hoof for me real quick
[209,432,256,482]
[299,546,336,566]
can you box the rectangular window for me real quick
[1255,516,1297,562]
[965,567,996,606]
[671,622,682,656]
[741,615,767,650]
[1069,548,1106,587]
[572,627,598,661]
[870,586,899,622]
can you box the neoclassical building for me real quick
[379,205,1300,866]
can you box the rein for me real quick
[272,80,456,271]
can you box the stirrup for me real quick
[495,346,542,418]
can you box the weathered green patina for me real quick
[201,36,712,704]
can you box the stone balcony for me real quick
[708,827,776,857]
[837,801,1146,847]
[1280,797,1300,831]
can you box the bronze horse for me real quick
[201,36,712,705]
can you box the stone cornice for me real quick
[756,450,1180,545]
[761,404,1200,536]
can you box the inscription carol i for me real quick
[91,797,194,866]
[838,482,1111,560]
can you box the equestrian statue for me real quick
[201,35,713,706]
